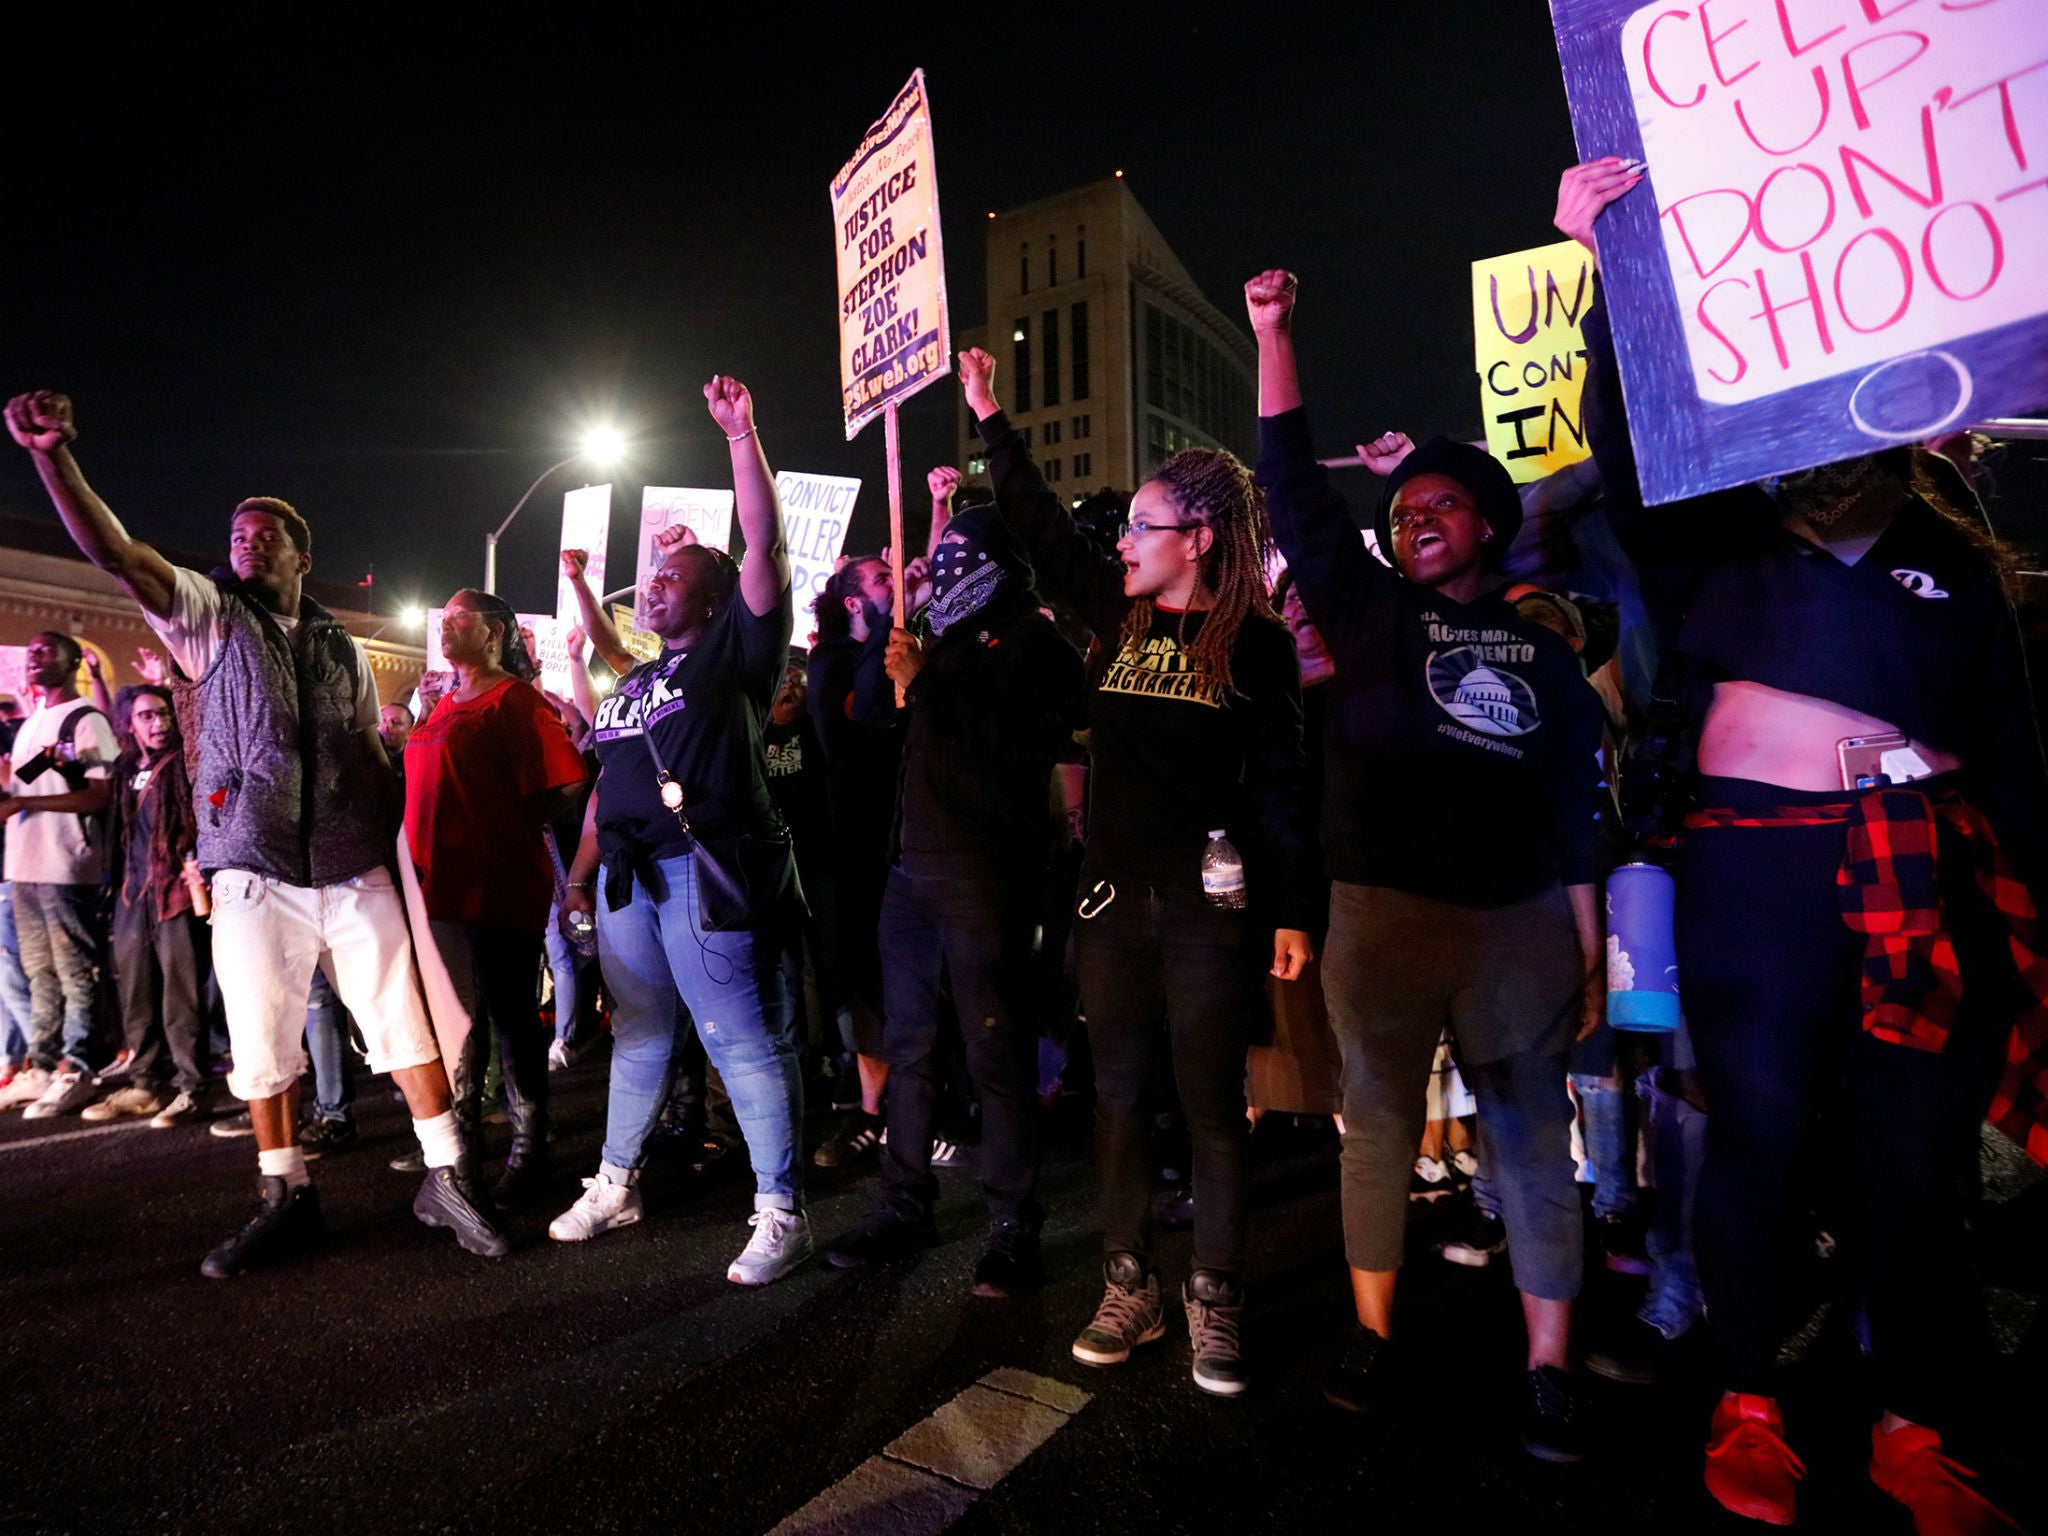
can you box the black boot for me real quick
[201,1174,325,1279]
[492,1099,549,1204]
[414,1160,511,1257]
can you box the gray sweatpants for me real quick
[1323,881,1584,1301]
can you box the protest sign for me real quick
[0,645,29,705]
[1471,239,1596,482]
[556,483,612,628]
[777,470,863,615]
[832,69,952,439]
[609,603,663,666]
[638,485,735,600]
[1551,0,2048,503]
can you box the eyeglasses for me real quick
[1116,519,1204,540]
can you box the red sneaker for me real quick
[1869,1423,2024,1536]
[1704,1394,1805,1526]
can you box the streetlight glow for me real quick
[399,605,425,628]
[580,426,625,466]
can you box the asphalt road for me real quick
[2,1058,2041,1536]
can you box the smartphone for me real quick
[1838,733,1910,790]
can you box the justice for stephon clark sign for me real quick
[1551,0,2048,504]
[832,69,952,439]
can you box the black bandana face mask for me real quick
[927,534,1008,634]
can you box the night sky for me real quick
[2,5,1581,621]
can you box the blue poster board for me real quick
[1550,0,2048,504]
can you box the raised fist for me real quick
[82,649,103,678]
[704,375,755,438]
[955,348,999,413]
[1243,270,1298,335]
[1555,158,1642,262]
[652,522,700,559]
[5,391,76,453]
[560,549,588,580]
[1357,431,1415,477]
[927,465,963,502]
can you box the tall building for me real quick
[957,176,1257,500]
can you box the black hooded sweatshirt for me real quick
[863,503,1087,881]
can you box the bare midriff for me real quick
[1697,679,1962,792]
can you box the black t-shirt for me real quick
[807,630,903,894]
[1259,408,1608,909]
[764,711,830,871]
[591,588,793,858]
[977,411,1315,928]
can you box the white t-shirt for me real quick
[3,696,117,884]
[146,566,378,732]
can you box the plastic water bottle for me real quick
[1200,829,1246,909]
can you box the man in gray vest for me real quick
[6,389,509,1277]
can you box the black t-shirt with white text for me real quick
[592,588,793,859]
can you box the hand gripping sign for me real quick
[1552,0,2048,504]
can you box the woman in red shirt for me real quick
[405,589,587,1200]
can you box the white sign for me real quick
[832,69,952,438]
[776,470,863,613]
[637,486,735,601]
[1624,0,2048,411]
[556,483,612,630]
[0,645,30,706]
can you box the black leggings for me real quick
[1678,778,2010,1430]
[1075,879,1255,1277]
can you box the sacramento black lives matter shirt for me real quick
[590,586,794,862]
[975,411,1315,930]
[1257,408,1606,911]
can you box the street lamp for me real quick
[483,427,623,594]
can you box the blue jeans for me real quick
[13,882,101,1072]
[1570,1070,1638,1219]
[544,905,582,1045]
[595,854,800,1208]
[0,884,32,1068]
[1638,1070,1707,1338]
[304,967,355,1121]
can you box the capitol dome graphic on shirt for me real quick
[1426,648,1539,737]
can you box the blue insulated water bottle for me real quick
[1606,862,1681,1032]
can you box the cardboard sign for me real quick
[1472,239,1596,482]
[832,69,952,438]
[776,470,863,613]
[1552,0,2048,504]
[556,483,612,629]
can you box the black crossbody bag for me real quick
[639,717,802,934]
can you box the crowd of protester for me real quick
[1,159,2043,1533]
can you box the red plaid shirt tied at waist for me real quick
[1685,786,2048,1166]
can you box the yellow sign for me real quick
[609,604,661,665]
[1470,239,1594,484]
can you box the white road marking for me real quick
[765,1369,1092,1536]
[0,1117,158,1154]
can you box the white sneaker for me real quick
[548,1172,642,1242]
[547,1039,573,1072]
[726,1206,813,1286]
[24,1068,99,1120]
[0,1066,52,1109]
[25,1068,97,1120]
[150,1090,205,1129]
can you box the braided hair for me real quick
[1115,448,1278,694]
[451,588,539,683]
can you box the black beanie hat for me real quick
[1373,436,1523,572]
